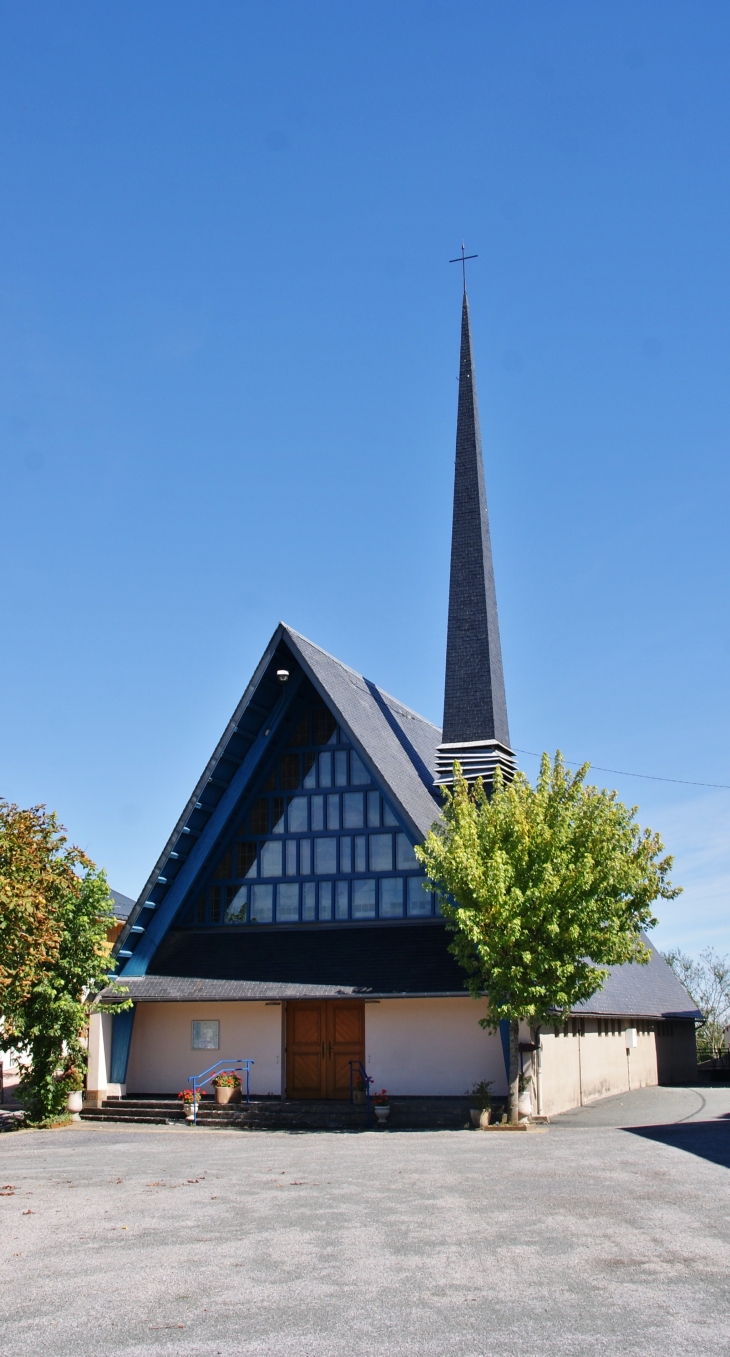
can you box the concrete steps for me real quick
[81,1096,475,1131]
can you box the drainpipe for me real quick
[577,1027,584,1106]
[533,1027,543,1116]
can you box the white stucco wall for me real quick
[538,1023,659,1117]
[364,998,506,1097]
[125,1002,283,1096]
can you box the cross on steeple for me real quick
[449,242,478,293]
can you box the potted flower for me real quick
[373,1089,390,1124]
[212,1071,241,1105]
[518,1072,533,1120]
[63,1067,85,1121]
[352,1076,368,1106]
[468,1080,494,1129]
[178,1089,206,1121]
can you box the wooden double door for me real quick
[286,1000,365,1099]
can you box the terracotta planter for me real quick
[215,1086,234,1105]
[353,1090,366,1105]
[66,1090,83,1121]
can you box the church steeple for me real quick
[436,288,515,789]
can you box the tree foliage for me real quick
[0,800,120,1122]
[416,755,680,1119]
[663,948,730,1061]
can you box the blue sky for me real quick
[1,3,728,955]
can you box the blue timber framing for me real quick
[110,1007,136,1084]
[119,669,304,977]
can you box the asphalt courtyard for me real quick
[2,1086,729,1357]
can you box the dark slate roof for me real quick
[110,890,135,921]
[148,922,467,995]
[100,977,369,1003]
[575,939,702,1021]
[442,292,510,746]
[285,626,442,839]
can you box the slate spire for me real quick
[436,289,515,788]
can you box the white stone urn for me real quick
[479,1109,492,1129]
[66,1091,83,1121]
[184,1103,195,1122]
[518,1089,532,1119]
[374,1105,390,1125]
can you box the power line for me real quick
[513,749,730,791]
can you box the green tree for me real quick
[0,800,121,1123]
[416,755,680,1122]
[663,948,730,1061]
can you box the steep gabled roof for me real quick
[114,624,442,976]
[575,938,703,1021]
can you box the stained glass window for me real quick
[188,701,435,928]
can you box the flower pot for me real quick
[66,1090,83,1121]
[215,1086,234,1105]
[353,1090,366,1105]
[518,1091,532,1118]
[184,1105,195,1121]
[374,1105,390,1124]
[470,1108,482,1127]
[479,1109,492,1129]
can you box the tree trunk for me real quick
[508,1017,520,1124]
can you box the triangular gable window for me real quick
[179,695,436,929]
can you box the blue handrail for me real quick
[349,1060,373,1128]
[188,1059,254,1125]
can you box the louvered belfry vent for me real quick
[437,290,516,791]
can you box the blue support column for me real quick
[110,1007,136,1085]
[499,1019,510,1083]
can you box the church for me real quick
[87,286,700,1122]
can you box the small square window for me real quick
[210,886,222,924]
[379,877,404,918]
[339,836,352,873]
[312,708,337,745]
[352,878,376,919]
[336,880,349,919]
[277,882,299,922]
[318,752,333,787]
[311,795,324,831]
[290,715,309,746]
[350,752,370,785]
[250,799,269,835]
[318,880,333,920]
[272,798,285,833]
[236,842,257,879]
[280,755,300,790]
[192,1020,219,1050]
[369,834,393,872]
[382,803,398,827]
[335,750,348,786]
[302,753,317,788]
[299,838,312,875]
[195,893,206,925]
[287,796,308,832]
[251,884,273,923]
[260,840,283,877]
[354,835,367,872]
[367,792,380,827]
[264,769,277,792]
[343,792,364,828]
[314,837,337,875]
[327,794,340,830]
[214,850,232,881]
[396,833,419,871]
[407,876,432,916]
[302,881,316,920]
[285,840,297,875]
[225,886,247,923]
